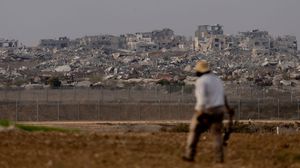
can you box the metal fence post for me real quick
[277,99,280,120]
[46,87,48,102]
[118,100,121,121]
[101,87,104,121]
[291,90,293,103]
[57,100,60,121]
[180,86,184,120]
[169,85,171,119]
[77,100,80,121]
[74,86,77,101]
[4,88,9,115]
[155,86,158,101]
[36,92,39,121]
[297,99,300,120]
[97,88,100,120]
[15,96,18,122]
[159,100,161,120]
[250,87,253,99]
[257,98,260,120]
[139,102,142,121]
[238,99,241,120]
[128,87,131,101]
[177,98,181,120]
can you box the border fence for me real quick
[0,85,299,121]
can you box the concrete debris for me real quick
[183,65,192,72]
[290,73,300,80]
[194,25,297,57]
[55,65,71,72]
[280,80,294,86]
[0,39,18,48]
[24,84,44,89]
[0,26,299,90]
[76,81,92,87]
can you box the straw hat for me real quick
[194,60,210,73]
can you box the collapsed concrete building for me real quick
[151,28,175,49]
[237,30,271,50]
[238,30,297,56]
[194,24,233,52]
[124,33,158,52]
[237,30,273,56]
[37,29,189,52]
[273,35,297,54]
[123,28,189,52]
[75,35,121,50]
[0,39,18,48]
[194,25,298,56]
[39,37,70,49]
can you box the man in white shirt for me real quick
[182,60,231,163]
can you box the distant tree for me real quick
[48,77,61,88]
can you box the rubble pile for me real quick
[0,26,299,89]
[0,45,299,89]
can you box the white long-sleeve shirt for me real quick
[194,73,225,111]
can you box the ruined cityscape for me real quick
[0,24,299,90]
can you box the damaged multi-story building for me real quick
[237,29,273,56]
[194,24,234,52]
[273,35,297,54]
[39,37,70,49]
[0,39,18,48]
[237,29,297,56]
[194,25,298,56]
[124,28,189,52]
[76,35,121,50]
[123,33,158,52]
[37,29,190,52]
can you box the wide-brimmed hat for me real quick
[194,60,210,73]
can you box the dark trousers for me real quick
[184,106,225,162]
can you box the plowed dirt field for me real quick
[0,130,300,168]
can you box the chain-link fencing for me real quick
[0,85,299,121]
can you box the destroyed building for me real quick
[194,25,298,56]
[151,28,175,49]
[273,35,297,54]
[124,33,158,52]
[194,24,232,52]
[238,30,272,50]
[39,37,70,49]
[195,24,224,39]
[122,28,188,52]
[1,26,299,89]
[75,35,121,50]
[237,30,297,56]
[0,39,18,48]
[237,30,272,56]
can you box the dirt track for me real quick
[0,129,300,168]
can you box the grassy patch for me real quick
[293,154,300,162]
[171,123,189,132]
[160,123,189,133]
[276,151,300,163]
[0,120,11,127]
[15,124,78,133]
[0,120,79,133]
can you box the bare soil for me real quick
[0,130,300,168]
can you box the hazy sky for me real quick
[0,0,299,46]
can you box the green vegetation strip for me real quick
[0,120,11,127]
[15,124,78,133]
[0,120,78,133]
